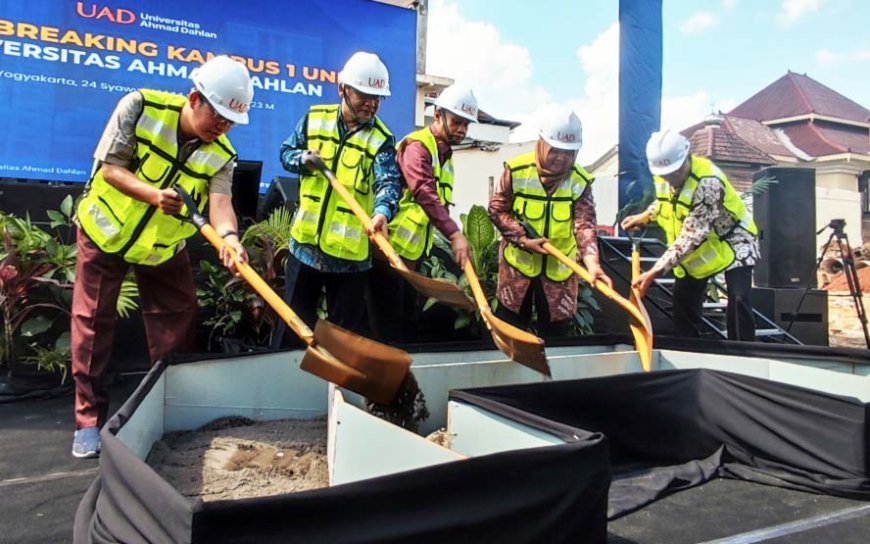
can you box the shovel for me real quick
[463,261,550,376]
[521,223,653,371]
[175,186,411,404]
[305,154,474,311]
[627,230,654,371]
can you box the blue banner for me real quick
[618,0,662,219]
[0,0,416,190]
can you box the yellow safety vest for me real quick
[289,104,392,261]
[389,127,454,261]
[77,89,235,266]
[654,156,758,279]
[503,152,593,281]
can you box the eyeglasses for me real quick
[201,96,235,128]
[347,87,385,104]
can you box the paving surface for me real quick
[0,377,138,544]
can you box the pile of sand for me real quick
[146,416,328,502]
[823,266,870,293]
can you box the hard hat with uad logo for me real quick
[539,105,583,150]
[646,129,690,176]
[190,55,254,125]
[435,84,479,122]
[339,52,391,96]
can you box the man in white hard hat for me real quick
[621,129,759,340]
[369,84,478,341]
[489,105,612,337]
[277,51,401,340]
[71,55,253,458]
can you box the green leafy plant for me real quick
[1,213,73,376]
[740,174,777,202]
[197,207,291,351]
[420,204,597,336]
[0,195,139,383]
[23,332,71,384]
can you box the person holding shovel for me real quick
[277,51,401,340]
[489,106,612,337]
[369,84,479,341]
[621,129,759,341]
[70,56,253,458]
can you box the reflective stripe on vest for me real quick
[503,152,593,281]
[289,104,392,261]
[389,127,454,261]
[654,155,758,279]
[76,89,235,265]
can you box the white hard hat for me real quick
[539,105,583,150]
[434,84,479,122]
[646,130,690,176]
[339,52,391,96]
[190,55,254,125]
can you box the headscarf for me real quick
[534,138,577,191]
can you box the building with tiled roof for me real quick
[725,72,869,245]
[587,71,870,245]
[680,114,776,192]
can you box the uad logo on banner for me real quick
[75,2,137,25]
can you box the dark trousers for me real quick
[672,266,755,341]
[368,255,419,343]
[272,253,371,348]
[494,277,571,339]
[71,228,196,429]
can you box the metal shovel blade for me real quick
[172,185,414,405]
[463,261,550,376]
[307,319,412,405]
[483,310,550,376]
[393,267,475,310]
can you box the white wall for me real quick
[815,187,862,252]
[450,141,534,223]
[451,142,623,229]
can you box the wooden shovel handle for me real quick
[174,186,316,346]
[541,241,647,323]
[463,261,491,314]
[307,155,410,272]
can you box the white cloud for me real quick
[814,48,870,66]
[661,93,737,133]
[722,0,739,10]
[426,0,550,119]
[778,0,825,26]
[680,12,719,34]
[815,48,843,65]
[426,2,736,165]
[509,22,621,164]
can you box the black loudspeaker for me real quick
[752,167,816,288]
[752,287,828,346]
[230,160,262,224]
[257,176,299,221]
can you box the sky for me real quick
[424,0,870,164]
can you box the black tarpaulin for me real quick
[74,359,611,544]
[451,368,870,519]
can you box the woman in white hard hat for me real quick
[489,105,612,337]
[277,51,402,341]
[70,55,253,458]
[369,84,479,341]
[621,129,760,340]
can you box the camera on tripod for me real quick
[818,218,847,236]
[827,218,846,234]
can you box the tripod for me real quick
[786,219,870,349]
